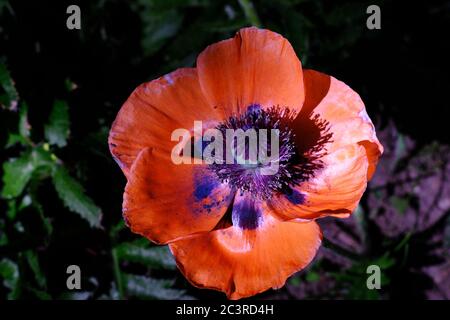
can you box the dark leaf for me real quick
[0,62,19,110]
[24,250,47,289]
[116,241,176,270]
[44,100,70,147]
[52,165,102,228]
[124,274,192,300]
[1,151,34,199]
[0,258,20,299]
[18,102,30,138]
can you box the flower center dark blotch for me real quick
[208,104,331,200]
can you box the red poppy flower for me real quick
[109,27,383,299]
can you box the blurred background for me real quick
[0,0,449,300]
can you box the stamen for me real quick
[207,104,333,200]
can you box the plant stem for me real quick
[111,248,124,299]
[238,0,262,28]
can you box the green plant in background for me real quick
[1,62,102,228]
[0,62,101,298]
[110,235,194,300]
[0,62,190,300]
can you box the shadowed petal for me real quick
[123,147,233,244]
[269,70,383,220]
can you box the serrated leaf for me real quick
[52,165,102,228]
[1,145,55,199]
[137,8,183,56]
[1,151,34,198]
[24,250,46,289]
[44,100,70,147]
[0,258,20,299]
[124,274,191,300]
[116,242,176,270]
[5,103,31,148]
[0,62,19,110]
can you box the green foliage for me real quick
[124,274,192,300]
[140,8,183,56]
[0,62,18,110]
[1,145,54,198]
[52,165,102,228]
[0,70,102,227]
[0,219,7,246]
[0,259,20,299]
[5,102,31,148]
[115,240,177,270]
[0,56,106,298]
[389,196,409,215]
[238,0,261,27]
[112,238,188,300]
[331,255,395,300]
[305,271,320,283]
[44,100,70,148]
[24,251,47,290]
[1,151,35,198]
[18,102,30,139]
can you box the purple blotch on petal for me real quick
[194,172,219,201]
[232,196,262,230]
[286,188,306,205]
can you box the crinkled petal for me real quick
[123,147,233,244]
[109,68,223,178]
[269,70,383,220]
[170,192,322,299]
[197,27,305,117]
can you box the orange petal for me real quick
[123,147,233,244]
[269,144,369,220]
[109,68,223,178]
[295,69,383,160]
[169,193,322,299]
[269,70,383,220]
[197,27,305,116]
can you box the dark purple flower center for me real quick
[205,104,333,230]
[209,104,305,199]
